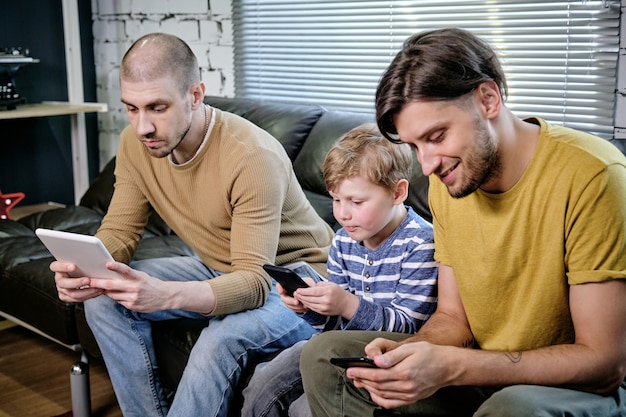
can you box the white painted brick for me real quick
[126,19,161,42]
[93,20,126,43]
[93,0,234,157]
[208,45,233,72]
[160,19,199,40]
[168,0,208,14]
[222,69,235,97]
[189,42,210,68]
[97,108,115,132]
[99,133,120,166]
[121,0,134,14]
[210,0,231,16]
[131,0,169,15]
[95,86,107,108]
[95,70,119,101]
[94,68,108,90]
[101,108,128,134]
[108,67,121,92]
[207,71,224,96]
[95,42,126,69]
[202,70,223,96]
[220,20,233,46]
[97,0,132,15]
[97,93,123,122]
[200,20,220,44]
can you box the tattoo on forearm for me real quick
[505,351,522,363]
[461,337,474,348]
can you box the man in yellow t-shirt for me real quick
[300,27,626,417]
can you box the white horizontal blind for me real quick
[233,0,621,138]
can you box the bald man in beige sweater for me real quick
[52,32,333,417]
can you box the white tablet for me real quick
[35,228,123,279]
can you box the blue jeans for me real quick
[84,257,317,417]
[241,262,330,417]
[241,339,311,417]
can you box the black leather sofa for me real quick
[0,96,430,415]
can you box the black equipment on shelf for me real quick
[0,47,39,110]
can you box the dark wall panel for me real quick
[0,0,98,206]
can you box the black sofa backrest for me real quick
[204,96,431,226]
[79,96,431,232]
[205,96,325,161]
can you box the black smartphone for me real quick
[330,357,378,368]
[263,264,310,296]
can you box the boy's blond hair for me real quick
[323,123,413,194]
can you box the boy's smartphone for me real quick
[330,357,378,368]
[262,264,310,296]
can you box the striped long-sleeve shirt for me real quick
[301,206,438,333]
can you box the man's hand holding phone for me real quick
[331,356,378,368]
[347,339,448,410]
[263,264,313,313]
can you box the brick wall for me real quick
[91,0,233,166]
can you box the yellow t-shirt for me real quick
[430,118,626,352]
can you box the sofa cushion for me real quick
[292,110,374,196]
[205,96,259,117]
[206,96,324,161]
[0,255,79,346]
[406,168,431,223]
[292,109,431,223]
[303,190,338,230]
[79,157,116,216]
[18,206,103,234]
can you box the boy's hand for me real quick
[294,281,359,319]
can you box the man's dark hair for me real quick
[376,27,507,142]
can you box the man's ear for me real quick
[393,179,410,204]
[475,80,501,119]
[190,81,206,110]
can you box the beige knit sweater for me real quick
[96,108,333,315]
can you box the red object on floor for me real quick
[0,189,25,220]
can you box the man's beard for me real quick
[149,120,192,159]
[448,116,501,199]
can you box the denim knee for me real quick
[84,293,118,321]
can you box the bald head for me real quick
[121,33,200,95]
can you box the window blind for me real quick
[233,0,621,139]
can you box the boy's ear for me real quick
[393,179,409,204]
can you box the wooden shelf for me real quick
[0,1,107,205]
[10,202,66,220]
[0,100,108,203]
[0,101,107,120]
